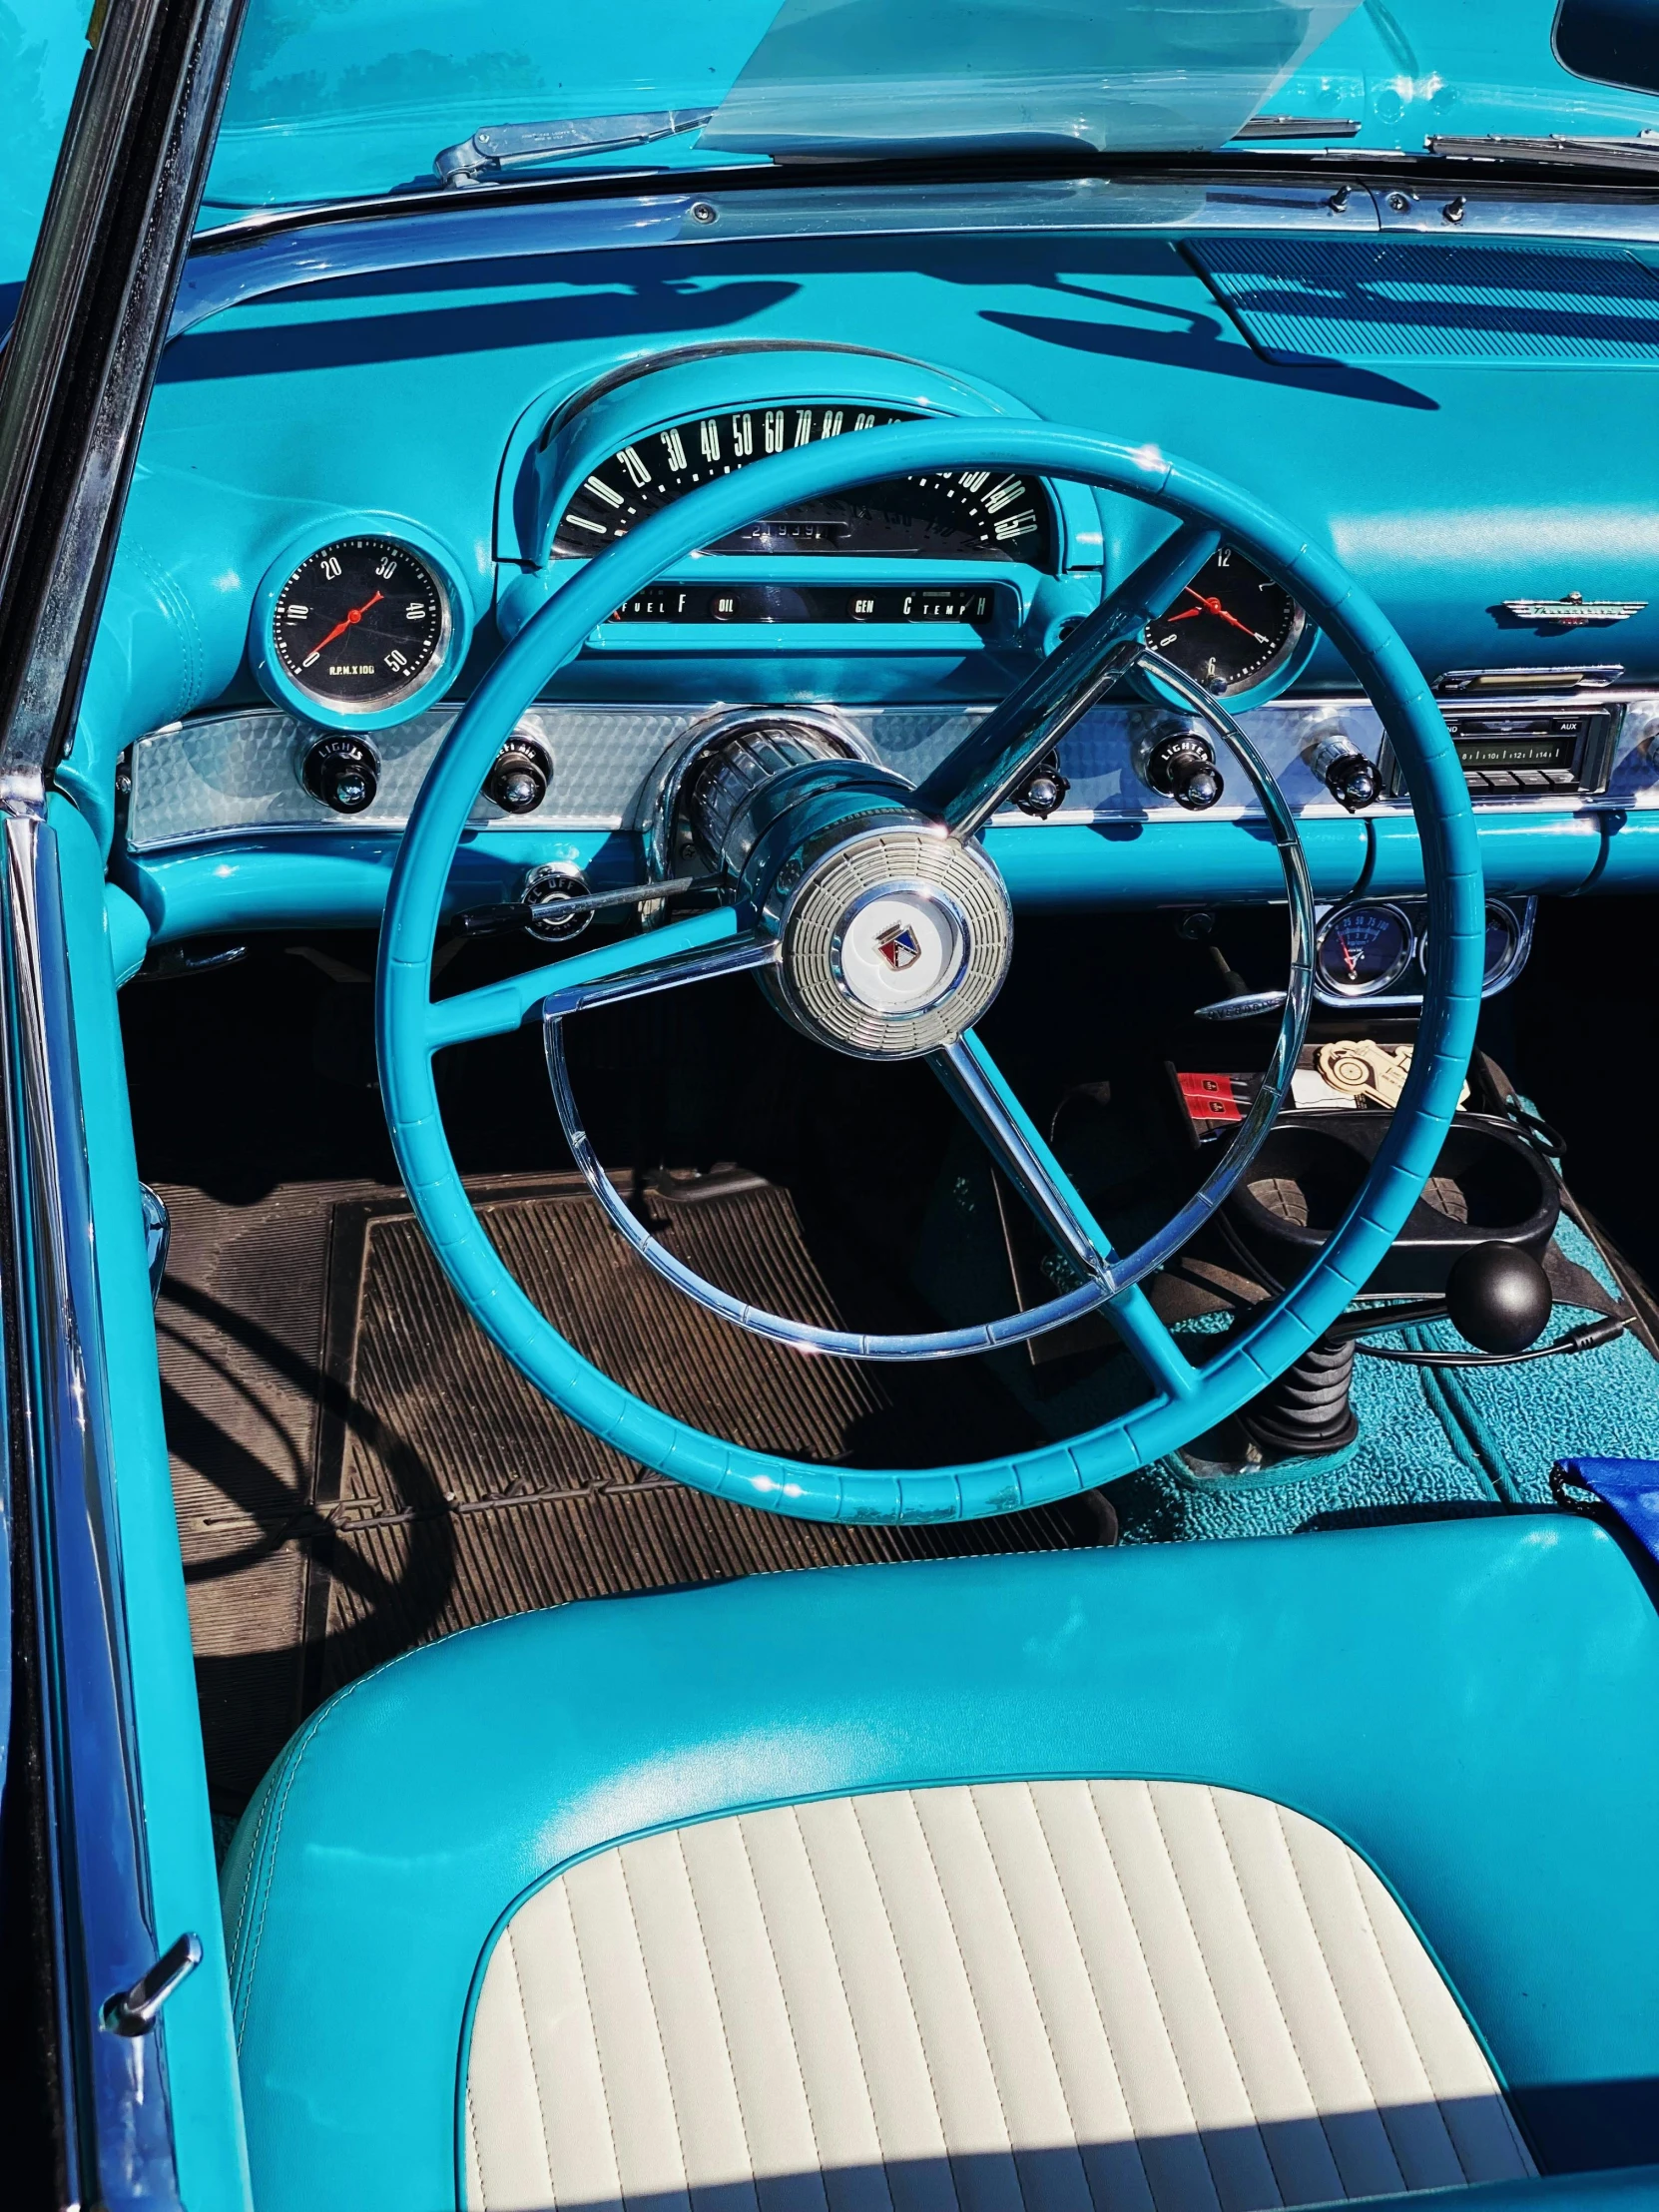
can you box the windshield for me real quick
[202,0,1659,214]
[1,0,90,293]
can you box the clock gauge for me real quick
[1144,545,1307,697]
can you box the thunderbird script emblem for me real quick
[875,920,923,971]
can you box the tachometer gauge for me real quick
[550,403,1055,565]
[271,536,449,713]
[1316,903,1415,996]
[1144,546,1306,696]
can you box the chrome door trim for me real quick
[2,815,188,2208]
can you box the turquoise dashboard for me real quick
[78,170,1659,948]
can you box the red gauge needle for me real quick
[301,590,383,668]
[1180,586,1269,644]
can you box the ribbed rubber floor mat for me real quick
[158,1172,1071,1812]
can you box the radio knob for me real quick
[485,736,552,815]
[1307,734,1380,812]
[300,734,379,815]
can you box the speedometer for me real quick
[550,403,1055,565]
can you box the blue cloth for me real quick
[1558,1458,1659,1564]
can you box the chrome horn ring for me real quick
[540,647,1314,1362]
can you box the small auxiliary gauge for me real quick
[1144,545,1308,699]
[252,524,470,731]
[1315,903,1414,997]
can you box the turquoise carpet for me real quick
[1111,1215,1659,1543]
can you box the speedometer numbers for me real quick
[1144,546,1306,697]
[273,537,448,712]
[550,404,1054,565]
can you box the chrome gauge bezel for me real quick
[1314,896,1536,1009]
[1314,900,1416,999]
[249,518,473,734]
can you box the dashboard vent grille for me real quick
[1188,239,1659,363]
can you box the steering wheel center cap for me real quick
[835,887,966,1013]
[772,822,1013,1058]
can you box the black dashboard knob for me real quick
[1444,1242,1552,1355]
[1308,735,1381,813]
[1144,731,1224,812]
[485,737,551,815]
[301,734,379,815]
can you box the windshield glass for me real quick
[202,0,1659,214]
[1,0,89,296]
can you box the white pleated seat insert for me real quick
[464,1780,1533,2212]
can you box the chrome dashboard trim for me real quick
[121,689,1659,855]
[168,172,1659,352]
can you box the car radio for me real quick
[1383,694,1621,798]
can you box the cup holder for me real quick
[1226,1111,1558,1296]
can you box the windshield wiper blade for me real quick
[435,108,715,188]
[1425,132,1659,178]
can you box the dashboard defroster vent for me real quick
[1188,239,1659,364]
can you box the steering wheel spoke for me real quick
[424,907,759,1051]
[379,417,1484,1521]
[932,1032,1199,1400]
[917,521,1220,836]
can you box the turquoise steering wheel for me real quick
[377,423,1483,1522]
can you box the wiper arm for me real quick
[1425,132,1659,179]
[434,107,715,188]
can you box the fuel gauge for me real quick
[1315,903,1415,997]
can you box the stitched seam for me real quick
[1202,1790,1346,2193]
[618,1847,696,2201]
[1264,1802,1403,2194]
[1025,1783,1158,2212]
[845,1796,959,2209]
[1346,1854,1487,2185]
[906,1792,1029,2212]
[965,1787,1091,2196]
[234,1673,372,2047]
[507,1926,560,2206]
[466,2084,485,2212]
[788,1804,897,2204]
[672,1827,761,2201]
[1086,1782,1244,2212]
[735,1817,830,2189]
[564,1873,629,2205]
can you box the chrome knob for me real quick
[486,736,551,815]
[1142,730,1223,811]
[300,734,379,815]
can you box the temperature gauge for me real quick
[1315,903,1415,997]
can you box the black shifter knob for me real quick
[300,734,378,815]
[1144,731,1224,812]
[1444,1242,1552,1355]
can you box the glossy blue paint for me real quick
[51,796,253,2211]
[376,419,1483,1520]
[116,827,623,943]
[116,808,1659,949]
[247,514,475,731]
[80,198,1659,918]
[223,1517,1659,2210]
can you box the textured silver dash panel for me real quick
[123,704,992,852]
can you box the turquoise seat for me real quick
[224,1515,1659,2212]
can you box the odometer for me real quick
[551,404,1055,565]
[273,537,448,712]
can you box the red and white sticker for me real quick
[1174,1069,1259,1133]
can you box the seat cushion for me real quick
[464,1778,1532,2212]
[223,1515,1659,2212]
